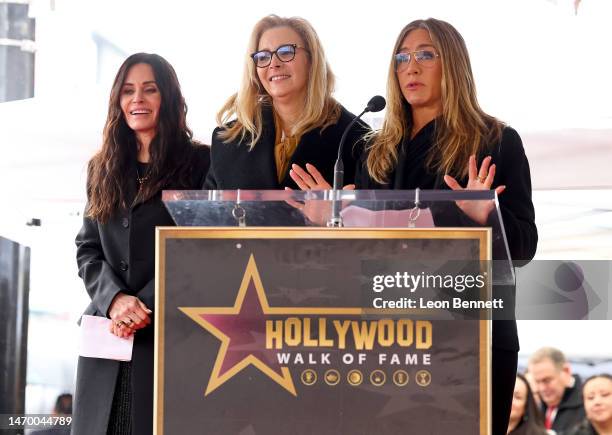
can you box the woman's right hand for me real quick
[108,292,152,338]
[289,163,333,190]
[289,163,355,191]
[287,163,355,225]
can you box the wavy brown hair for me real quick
[86,53,198,222]
[216,14,340,148]
[366,18,503,183]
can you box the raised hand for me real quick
[287,163,354,225]
[443,155,506,225]
[289,163,332,190]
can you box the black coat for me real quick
[357,121,538,351]
[72,145,210,435]
[568,420,599,435]
[547,375,586,435]
[204,104,369,190]
[357,120,538,262]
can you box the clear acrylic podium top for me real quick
[162,189,514,285]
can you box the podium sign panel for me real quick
[155,228,491,435]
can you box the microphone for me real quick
[328,95,386,227]
[365,95,386,113]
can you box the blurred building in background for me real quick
[0,1,35,102]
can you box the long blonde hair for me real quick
[367,18,502,184]
[216,15,340,147]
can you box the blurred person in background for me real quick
[528,347,585,434]
[72,53,210,435]
[53,393,72,416]
[569,374,612,435]
[527,370,545,409]
[508,374,550,435]
[33,393,72,435]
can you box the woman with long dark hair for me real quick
[508,374,549,435]
[72,52,209,435]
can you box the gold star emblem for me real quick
[179,255,296,396]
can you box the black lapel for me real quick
[279,126,325,184]
[259,105,281,188]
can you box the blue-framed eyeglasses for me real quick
[395,49,440,72]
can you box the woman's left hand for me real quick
[443,155,506,225]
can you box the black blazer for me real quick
[546,375,586,434]
[204,104,370,190]
[357,122,538,263]
[72,145,210,435]
[357,123,537,351]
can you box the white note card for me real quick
[79,315,133,361]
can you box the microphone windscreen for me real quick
[366,95,386,113]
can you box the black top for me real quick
[204,104,370,190]
[375,120,439,190]
[135,161,149,183]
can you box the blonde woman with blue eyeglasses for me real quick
[205,14,369,191]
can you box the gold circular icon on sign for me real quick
[347,370,363,386]
[370,369,386,387]
[415,370,431,387]
[324,369,341,386]
[301,369,317,386]
[392,370,409,387]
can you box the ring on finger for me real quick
[116,320,126,327]
[477,176,486,183]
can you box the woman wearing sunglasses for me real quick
[204,14,369,190]
[290,18,537,434]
